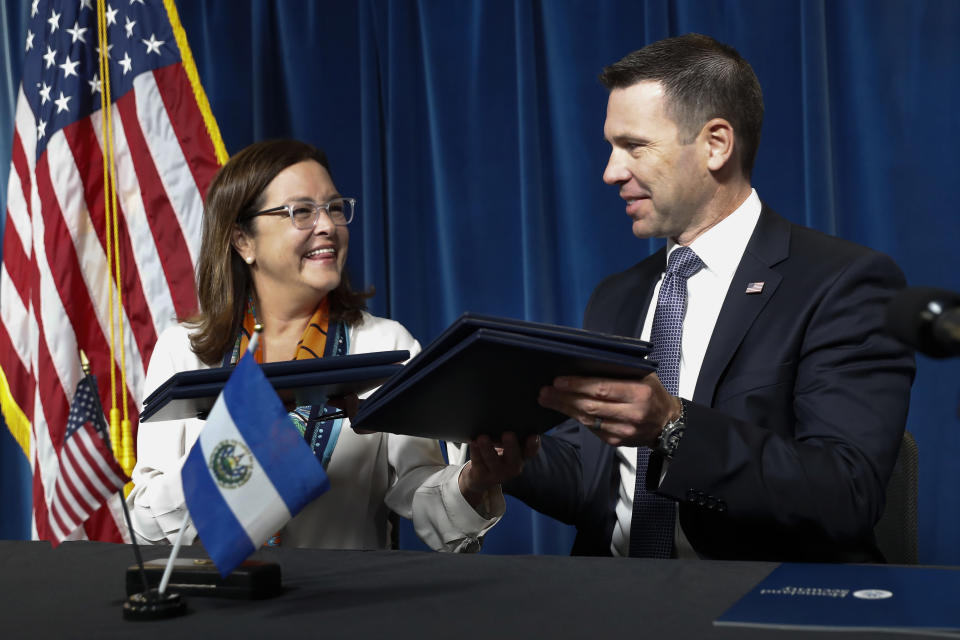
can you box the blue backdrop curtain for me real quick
[2,0,959,562]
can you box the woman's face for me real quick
[233,160,349,311]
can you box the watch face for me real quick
[660,424,685,458]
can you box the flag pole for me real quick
[75,349,185,619]
[78,350,152,602]
[158,512,191,595]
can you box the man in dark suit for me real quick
[505,34,915,562]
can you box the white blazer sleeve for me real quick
[125,325,203,545]
[352,313,505,552]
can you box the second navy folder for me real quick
[351,313,656,442]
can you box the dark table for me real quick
[0,540,937,638]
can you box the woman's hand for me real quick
[458,432,541,508]
[329,393,375,434]
[327,392,360,417]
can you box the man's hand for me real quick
[458,432,541,508]
[537,373,681,448]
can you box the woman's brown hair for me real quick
[186,139,371,365]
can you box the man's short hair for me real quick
[600,33,764,177]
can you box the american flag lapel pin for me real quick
[745,282,764,294]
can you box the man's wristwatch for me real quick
[654,398,688,461]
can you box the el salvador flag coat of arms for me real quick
[181,353,330,577]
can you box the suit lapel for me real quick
[614,248,665,338]
[692,206,791,404]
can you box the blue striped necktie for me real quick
[628,246,703,558]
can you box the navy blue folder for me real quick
[351,314,655,442]
[715,562,960,635]
[139,350,409,423]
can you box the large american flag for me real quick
[49,375,128,546]
[0,0,225,543]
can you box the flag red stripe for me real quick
[115,90,198,320]
[30,280,69,542]
[0,324,34,416]
[152,64,222,199]
[10,129,33,220]
[61,117,159,366]
[74,429,126,544]
[31,456,55,542]
[48,487,78,542]
[48,503,74,544]
[83,504,125,544]
[2,215,33,313]
[74,427,126,492]
[81,423,128,479]
[1,128,33,429]
[52,468,86,528]
[29,308,70,458]
[63,440,106,511]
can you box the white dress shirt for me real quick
[610,189,763,557]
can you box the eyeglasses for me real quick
[242,197,356,229]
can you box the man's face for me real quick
[602,81,711,240]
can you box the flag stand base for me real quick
[122,589,187,621]
[126,558,283,599]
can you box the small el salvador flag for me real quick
[181,352,330,577]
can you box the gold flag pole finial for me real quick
[80,350,91,376]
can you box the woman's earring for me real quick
[245,256,254,265]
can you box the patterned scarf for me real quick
[225,295,347,471]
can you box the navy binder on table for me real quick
[351,313,656,442]
[715,562,960,636]
[139,350,409,423]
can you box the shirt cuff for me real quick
[412,463,505,552]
